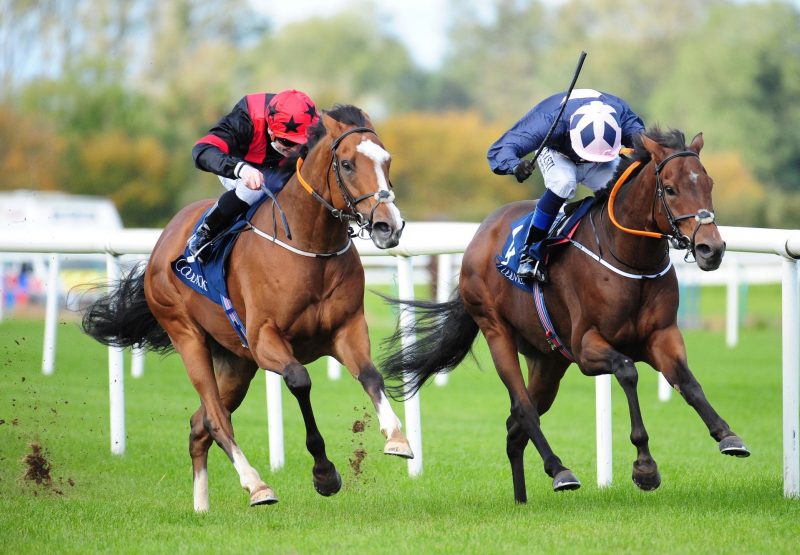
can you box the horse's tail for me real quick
[380,292,479,400]
[81,262,173,354]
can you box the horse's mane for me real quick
[289,104,369,164]
[594,126,687,202]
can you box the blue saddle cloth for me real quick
[495,196,595,293]
[170,197,271,348]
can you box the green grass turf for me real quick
[0,284,796,554]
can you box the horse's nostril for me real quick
[372,222,391,236]
[695,243,712,257]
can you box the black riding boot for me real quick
[517,225,549,283]
[187,190,249,263]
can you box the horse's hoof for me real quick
[553,469,581,492]
[719,435,751,457]
[384,438,414,459]
[249,485,278,507]
[632,469,661,491]
[313,469,342,497]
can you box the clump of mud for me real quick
[349,408,372,480]
[22,443,73,495]
[24,443,52,487]
[349,448,367,476]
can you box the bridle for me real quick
[296,126,398,239]
[652,151,715,255]
[608,149,716,261]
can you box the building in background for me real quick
[1,190,123,313]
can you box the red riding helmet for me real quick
[266,89,319,144]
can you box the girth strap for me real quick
[533,282,574,361]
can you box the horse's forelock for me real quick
[640,126,686,152]
[325,104,369,127]
[599,126,688,198]
[289,104,369,165]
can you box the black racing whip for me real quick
[527,50,588,169]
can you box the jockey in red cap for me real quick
[188,89,319,263]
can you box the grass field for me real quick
[1,284,797,554]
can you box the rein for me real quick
[296,126,396,239]
[607,150,716,261]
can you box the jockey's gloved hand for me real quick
[513,160,534,183]
[236,163,265,191]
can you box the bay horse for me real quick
[82,105,413,511]
[381,128,750,503]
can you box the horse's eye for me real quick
[664,186,676,196]
[341,160,353,172]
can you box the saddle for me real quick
[170,198,270,348]
[495,196,595,293]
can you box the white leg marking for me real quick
[376,391,402,437]
[193,468,209,513]
[231,445,263,492]
[356,139,403,226]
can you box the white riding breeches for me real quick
[536,147,620,199]
[218,176,265,206]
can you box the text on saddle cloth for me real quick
[494,196,595,293]
[170,199,269,348]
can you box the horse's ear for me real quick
[688,132,704,154]
[321,112,345,137]
[641,134,668,163]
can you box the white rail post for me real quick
[105,253,126,455]
[434,253,453,386]
[657,374,672,402]
[726,256,741,348]
[397,255,423,477]
[266,372,285,471]
[595,374,613,487]
[131,346,145,378]
[42,253,60,375]
[327,357,342,380]
[782,258,799,497]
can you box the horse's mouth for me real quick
[371,220,403,249]
[695,241,726,271]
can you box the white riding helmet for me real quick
[568,101,622,162]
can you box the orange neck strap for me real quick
[295,157,316,195]
[607,160,663,239]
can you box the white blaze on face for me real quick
[356,139,403,226]
[689,171,699,185]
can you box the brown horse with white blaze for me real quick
[83,105,413,511]
[381,127,749,503]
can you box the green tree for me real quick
[0,105,65,191]
[647,2,800,190]
[380,111,532,221]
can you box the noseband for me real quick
[296,126,397,239]
[608,150,716,260]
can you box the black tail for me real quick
[379,293,479,400]
[81,262,173,354]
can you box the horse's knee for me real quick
[510,400,539,426]
[357,366,385,395]
[613,356,638,388]
[283,363,311,393]
[189,411,211,458]
[506,421,526,458]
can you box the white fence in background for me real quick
[0,223,798,497]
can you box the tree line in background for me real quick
[1,0,798,227]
